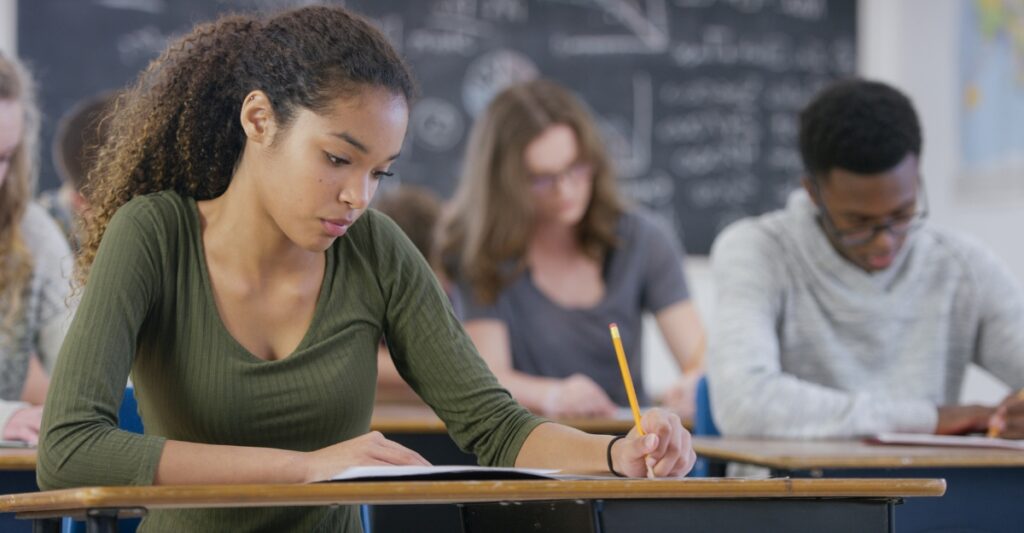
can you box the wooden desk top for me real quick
[692,436,1024,469]
[0,449,37,471]
[0,478,946,516]
[371,403,689,435]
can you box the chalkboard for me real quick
[19,0,856,254]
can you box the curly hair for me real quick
[799,78,922,181]
[437,79,624,304]
[0,52,40,326]
[76,5,415,287]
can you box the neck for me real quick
[528,220,581,260]
[198,162,320,282]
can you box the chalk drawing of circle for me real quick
[463,49,539,118]
[411,98,465,152]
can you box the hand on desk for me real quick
[611,408,696,478]
[301,431,430,483]
[987,390,1024,439]
[542,374,617,418]
[3,405,42,446]
[935,405,995,435]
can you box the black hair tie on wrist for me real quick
[607,435,627,477]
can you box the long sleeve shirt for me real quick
[708,190,1024,438]
[38,191,544,532]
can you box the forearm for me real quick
[655,302,706,375]
[493,370,560,414]
[711,368,938,437]
[514,422,613,474]
[155,440,308,484]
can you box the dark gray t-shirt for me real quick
[456,210,689,406]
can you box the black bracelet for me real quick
[606,435,627,477]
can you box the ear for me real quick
[239,91,277,146]
[801,176,819,207]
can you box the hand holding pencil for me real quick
[608,323,697,478]
[987,390,1024,439]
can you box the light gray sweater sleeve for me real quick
[707,221,937,438]
[966,240,1024,390]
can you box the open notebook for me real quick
[329,465,563,482]
[868,433,1024,451]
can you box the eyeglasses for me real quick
[528,162,593,192]
[812,180,929,248]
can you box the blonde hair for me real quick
[438,79,623,304]
[0,52,40,325]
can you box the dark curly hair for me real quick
[76,5,416,287]
[799,79,922,181]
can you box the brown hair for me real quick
[53,91,116,193]
[76,5,416,287]
[374,185,442,260]
[0,52,40,325]
[438,79,623,304]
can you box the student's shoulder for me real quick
[347,208,400,244]
[340,208,418,260]
[616,207,685,252]
[917,226,1009,280]
[111,190,191,229]
[711,209,791,261]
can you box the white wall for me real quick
[0,0,15,56]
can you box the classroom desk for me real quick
[0,449,39,533]
[369,403,652,533]
[0,449,36,472]
[0,477,944,533]
[692,436,1024,533]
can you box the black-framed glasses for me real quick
[811,180,929,248]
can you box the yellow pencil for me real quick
[609,323,654,478]
[987,390,1024,438]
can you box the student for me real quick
[438,79,706,420]
[37,7,695,532]
[707,79,1024,439]
[0,52,74,444]
[38,92,114,250]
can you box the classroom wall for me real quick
[0,1,1013,403]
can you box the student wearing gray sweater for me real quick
[708,79,1024,440]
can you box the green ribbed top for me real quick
[38,191,544,532]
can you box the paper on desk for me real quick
[329,465,561,482]
[868,433,1024,451]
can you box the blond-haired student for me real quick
[0,52,74,446]
[438,79,705,420]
